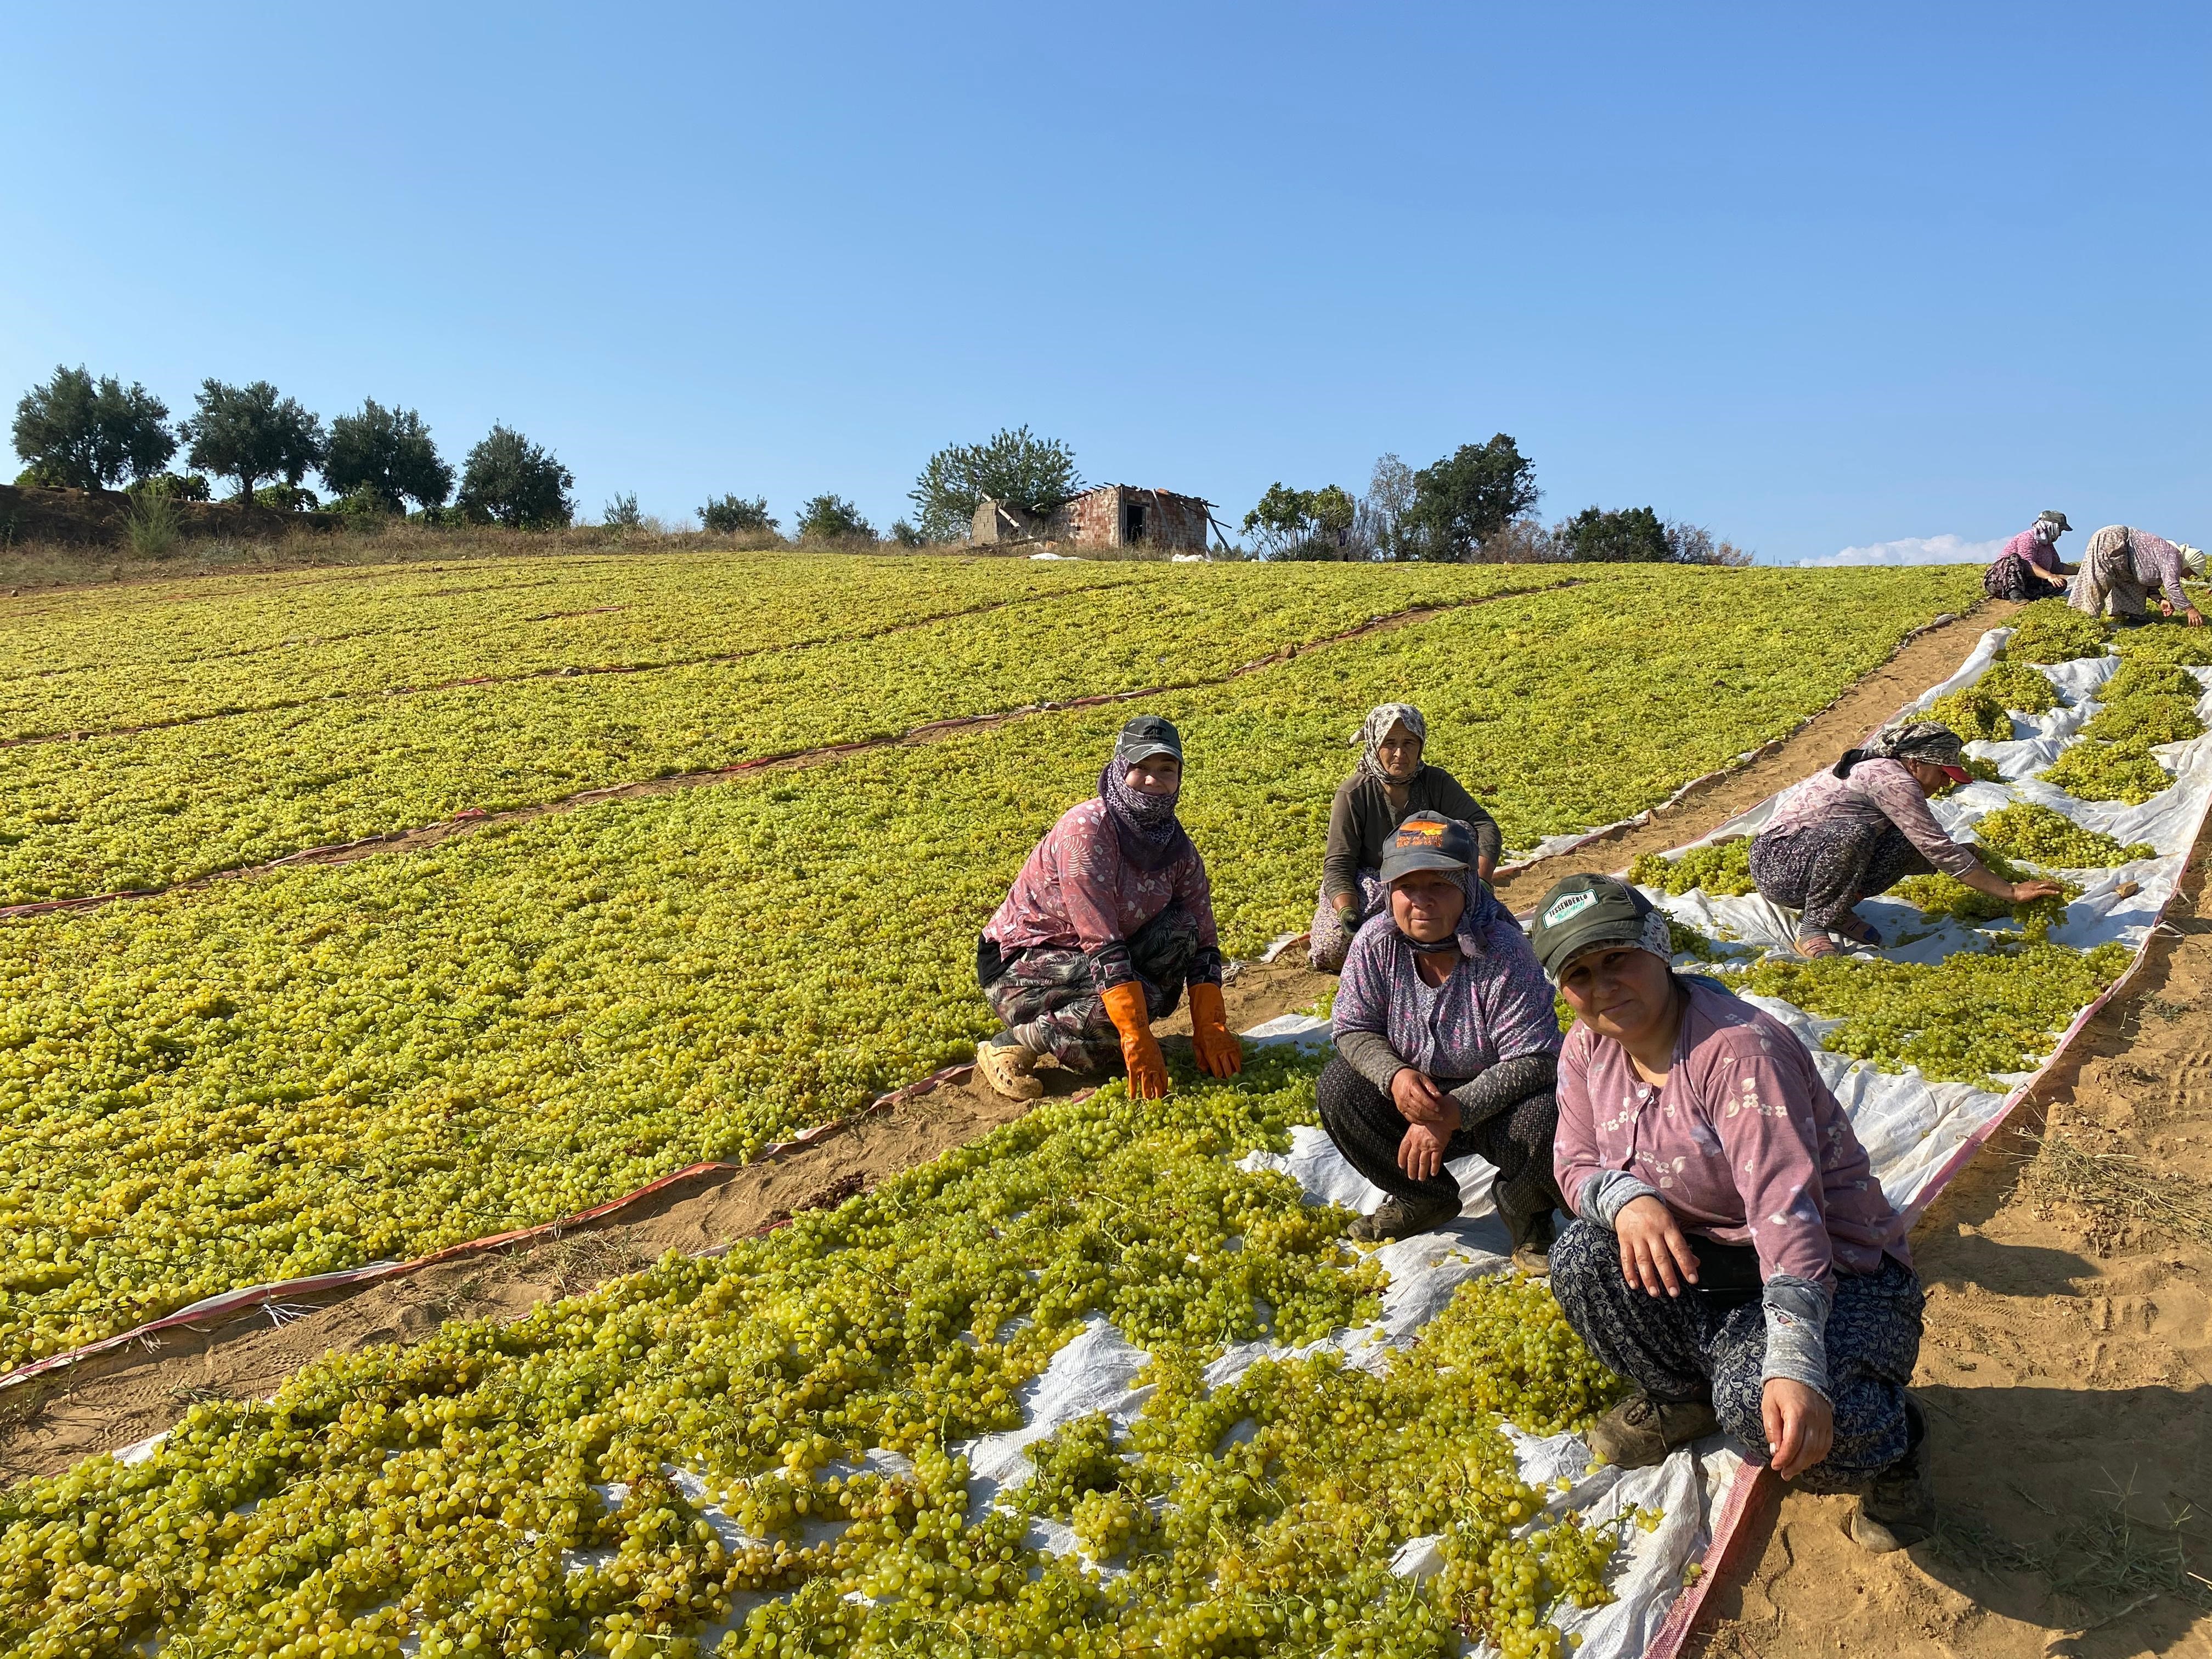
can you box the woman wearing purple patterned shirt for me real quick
[1318,812,1564,1266]
[1528,872,1933,1555]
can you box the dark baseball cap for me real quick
[1113,714,1183,768]
[1379,812,1474,883]
[1527,872,1657,978]
[2038,510,2072,533]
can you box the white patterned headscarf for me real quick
[1353,703,1427,784]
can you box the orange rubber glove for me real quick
[1187,981,1243,1079]
[1101,981,1170,1099]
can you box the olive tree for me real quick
[454,425,574,529]
[323,399,454,512]
[12,365,177,489]
[183,380,325,503]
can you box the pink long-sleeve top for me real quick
[1554,977,1911,1285]
[982,798,1222,990]
[1998,527,2063,577]
[1758,758,1982,879]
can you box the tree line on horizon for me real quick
[12,366,1748,562]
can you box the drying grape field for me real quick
[0,551,2085,1659]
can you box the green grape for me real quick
[2111,624,2212,668]
[2079,694,2203,747]
[2001,599,2111,664]
[2040,740,2172,805]
[1971,803,2154,868]
[1925,688,2011,744]
[1724,940,2131,1085]
[2102,659,2200,702]
[1629,837,1755,897]
[1970,659,2059,714]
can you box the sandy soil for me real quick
[25,594,2206,1657]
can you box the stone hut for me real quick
[970,484,1216,552]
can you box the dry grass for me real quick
[2021,1130,2212,1248]
[1936,1476,2212,1624]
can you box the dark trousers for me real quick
[1313,1054,1562,1242]
[1750,819,1931,938]
[978,904,1201,1072]
[1548,1219,1924,1493]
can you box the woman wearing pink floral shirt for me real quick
[1528,872,1933,1554]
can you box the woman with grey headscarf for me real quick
[1308,702,1502,972]
[1750,720,2062,957]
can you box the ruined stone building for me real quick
[970,485,1217,552]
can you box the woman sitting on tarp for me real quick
[2071,525,2207,627]
[1528,872,1933,1554]
[1315,812,1563,1266]
[1982,509,2073,602]
[1308,702,1502,973]
[973,713,1243,1101]
[1747,720,2062,958]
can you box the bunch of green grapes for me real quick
[2112,624,2212,668]
[1972,803,2154,868]
[1629,837,1755,897]
[2102,659,2201,702]
[1926,688,2011,744]
[2080,693,2204,747]
[2002,600,2112,664]
[1889,854,2080,941]
[1725,940,2131,1085]
[1971,659,2059,714]
[2040,739,2173,805]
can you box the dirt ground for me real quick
[15,597,2206,1652]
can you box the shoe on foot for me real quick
[1587,1392,1719,1469]
[1507,1206,1556,1276]
[1852,1396,1933,1553]
[1793,932,1841,960]
[975,1037,1045,1101]
[1833,911,1882,947]
[1348,1193,1459,1243]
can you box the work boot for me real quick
[974,1036,1045,1101]
[1508,1206,1556,1277]
[1587,1392,1719,1469]
[1852,1396,1934,1553]
[1348,1193,1459,1243]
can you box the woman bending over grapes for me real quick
[973,714,1243,1101]
[1307,702,1503,973]
[1317,812,1563,1266]
[1748,720,2061,958]
[1529,873,1933,1553]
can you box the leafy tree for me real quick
[795,494,873,541]
[183,380,325,503]
[1556,505,1672,563]
[1662,520,1754,566]
[1241,482,1358,558]
[454,424,575,529]
[909,426,1082,543]
[890,519,925,548]
[699,494,776,533]
[321,399,453,512]
[1353,453,1417,558]
[12,365,177,489]
[1402,435,1539,561]
[603,493,644,531]
[127,471,212,502]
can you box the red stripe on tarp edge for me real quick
[0,1062,978,1393]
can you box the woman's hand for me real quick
[2190,607,2207,630]
[1760,1379,1835,1480]
[2008,877,2066,904]
[1390,1067,1457,1127]
[1615,1195,1700,1297]
[1398,1122,1449,1181]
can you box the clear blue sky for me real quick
[3,4,2205,563]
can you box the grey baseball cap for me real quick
[1113,713,1183,768]
[1378,811,1474,883]
[1527,873,1659,978]
[2037,510,2072,533]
